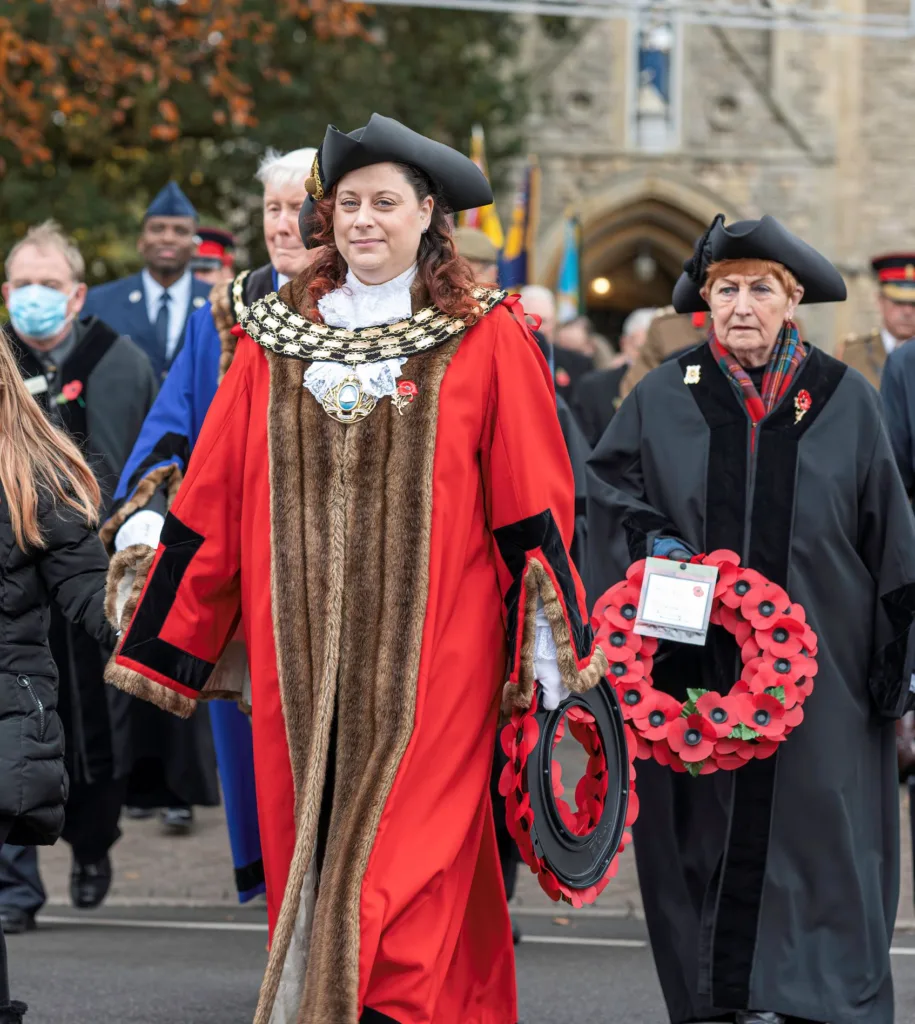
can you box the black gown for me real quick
[586,341,915,1024]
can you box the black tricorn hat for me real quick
[672,214,847,313]
[299,114,493,248]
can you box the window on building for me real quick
[633,18,679,152]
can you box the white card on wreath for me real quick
[634,557,719,646]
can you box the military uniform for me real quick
[837,254,915,388]
[619,307,707,399]
[83,182,211,381]
[834,328,885,390]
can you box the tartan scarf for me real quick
[709,320,805,425]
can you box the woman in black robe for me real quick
[586,213,915,1024]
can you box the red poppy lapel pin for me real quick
[392,379,418,415]
[55,380,85,408]
[793,389,812,425]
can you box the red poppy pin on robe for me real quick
[794,389,812,424]
[392,379,419,414]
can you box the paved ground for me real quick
[7,905,915,1023]
[34,784,915,925]
[17,769,915,1020]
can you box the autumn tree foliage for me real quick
[0,0,362,164]
[0,1,526,279]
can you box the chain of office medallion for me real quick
[231,270,252,323]
[238,287,507,364]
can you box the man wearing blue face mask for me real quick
[0,221,158,935]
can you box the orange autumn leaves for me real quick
[0,0,366,168]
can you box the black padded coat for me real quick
[0,497,115,845]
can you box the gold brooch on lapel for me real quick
[684,365,701,385]
[794,389,812,425]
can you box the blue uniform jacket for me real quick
[83,271,211,381]
[111,269,279,903]
[881,342,915,495]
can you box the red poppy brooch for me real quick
[592,549,818,776]
[794,388,812,425]
[392,379,418,414]
[55,380,84,407]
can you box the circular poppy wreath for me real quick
[591,549,819,776]
[498,688,638,907]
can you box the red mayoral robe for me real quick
[106,280,606,1024]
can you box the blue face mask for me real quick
[8,284,71,341]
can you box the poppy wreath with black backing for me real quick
[498,688,638,907]
[592,549,819,776]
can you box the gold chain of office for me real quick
[238,287,507,364]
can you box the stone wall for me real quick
[519,7,914,349]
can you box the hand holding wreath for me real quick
[592,549,818,776]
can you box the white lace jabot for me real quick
[317,264,417,331]
[305,265,418,404]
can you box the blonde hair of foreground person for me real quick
[0,332,100,548]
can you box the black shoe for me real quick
[0,1001,28,1023]
[70,854,112,910]
[161,807,194,835]
[124,806,155,820]
[0,909,35,935]
[511,917,521,945]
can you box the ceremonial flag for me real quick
[556,212,583,323]
[499,156,541,290]
[458,124,504,249]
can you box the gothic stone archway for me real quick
[537,172,742,337]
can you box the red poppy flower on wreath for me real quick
[592,549,818,776]
[741,581,791,630]
[633,691,682,740]
[756,617,806,658]
[696,692,741,738]
[668,714,717,762]
[720,567,766,610]
[593,582,641,631]
[736,692,787,739]
[597,627,643,664]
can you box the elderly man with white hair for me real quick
[571,306,658,447]
[100,147,318,898]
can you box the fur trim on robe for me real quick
[99,463,183,552]
[502,558,609,713]
[103,544,196,718]
[104,545,249,716]
[254,274,461,1024]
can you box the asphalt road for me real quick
[6,905,915,1023]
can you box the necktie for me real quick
[155,291,170,356]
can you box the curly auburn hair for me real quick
[301,164,482,324]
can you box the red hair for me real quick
[301,165,482,324]
[705,259,799,295]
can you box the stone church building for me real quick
[519,4,914,349]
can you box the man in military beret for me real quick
[453,225,499,286]
[82,182,212,381]
[618,307,708,400]
[191,226,235,287]
[836,253,915,389]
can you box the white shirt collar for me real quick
[318,264,417,331]
[882,328,898,355]
[142,268,194,359]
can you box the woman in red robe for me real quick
[105,114,606,1024]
